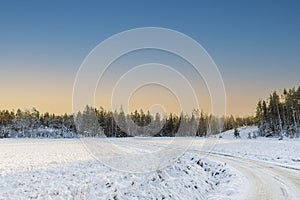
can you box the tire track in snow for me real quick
[197,151,300,200]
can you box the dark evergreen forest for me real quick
[2,85,298,138]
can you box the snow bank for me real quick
[217,126,259,139]
[0,139,242,199]
[205,126,300,169]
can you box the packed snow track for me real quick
[83,137,300,199]
[195,151,300,200]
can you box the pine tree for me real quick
[234,127,240,138]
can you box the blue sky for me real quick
[0,0,300,115]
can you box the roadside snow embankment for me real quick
[0,139,242,200]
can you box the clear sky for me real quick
[0,0,300,116]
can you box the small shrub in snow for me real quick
[234,128,240,138]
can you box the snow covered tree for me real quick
[234,127,240,138]
[256,85,300,138]
[75,106,103,137]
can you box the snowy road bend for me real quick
[194,151,300,200]
[86,138,300,199]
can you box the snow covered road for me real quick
[83,137,300,199]
[201,152,300,200]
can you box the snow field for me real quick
[0,139,242,200]
[207,126,300,169]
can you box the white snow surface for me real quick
[205,126,300,169]
[1,126,299,199]
[217,126,259,139]
[0,139,242,200]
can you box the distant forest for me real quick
[0,106,253,138]
[1,85,299,138]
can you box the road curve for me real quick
[83,138,300,199]
[200,152,300,200]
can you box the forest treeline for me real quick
[1,85,299,138]
[0,106,254,138]
[256,86,300,138]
